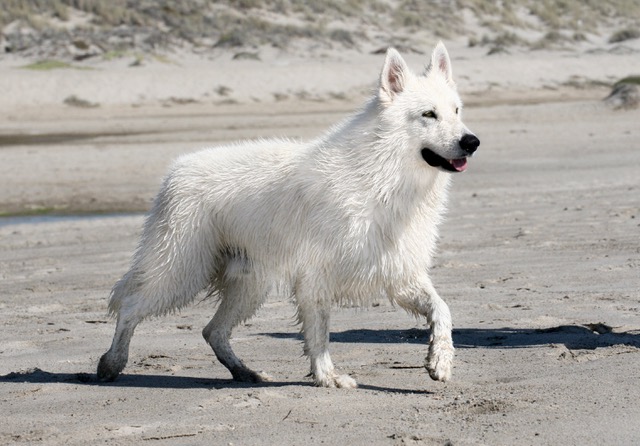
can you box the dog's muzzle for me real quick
[422,133,480,172]
[421,134,480,173]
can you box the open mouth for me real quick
[421,148,468,173]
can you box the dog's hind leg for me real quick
[97,263,211,382]
[294,281,357,388]
[98,195,217,382]
[389,277,454,382]
[97,297,142,382]
[202,269,271,383]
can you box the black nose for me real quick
[460,134,480,155]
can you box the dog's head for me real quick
[378,42,479,173]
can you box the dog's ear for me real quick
[427,41,454,84]
[379,48,409,104]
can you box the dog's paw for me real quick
[314,372,358,389]
[425,338,454,382]
[231,367,273,383]
[97,359,119,382]
[253,370,274,382]
[97,352,126,382]
[334,373,358,389]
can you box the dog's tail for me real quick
[108,175,219,319]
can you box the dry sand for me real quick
[1,39,640,445]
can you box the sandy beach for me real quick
[1,23,640,446]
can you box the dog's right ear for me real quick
[379,48,409,104]
[426,41,454,85]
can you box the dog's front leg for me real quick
[294,289,357,389]
[390,278,454,382]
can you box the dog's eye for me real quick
[455,107,459,114]
[422,110,437,119]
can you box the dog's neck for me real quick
[308,96,451,226]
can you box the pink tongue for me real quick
[450,158,468,172]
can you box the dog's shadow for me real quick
[0,369,232,389]
[3,324,637,392]
[0,368,430,395]
[267,323,640,350]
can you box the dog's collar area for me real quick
[421,148,468,172]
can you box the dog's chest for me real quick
[333,210,415,283]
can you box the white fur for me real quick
[97,42,478,388]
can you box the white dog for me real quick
[97,42,479,388]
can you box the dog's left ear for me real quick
[427,41,454,85]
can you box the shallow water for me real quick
[0,213,143,228]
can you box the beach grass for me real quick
[21,59,90,70]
